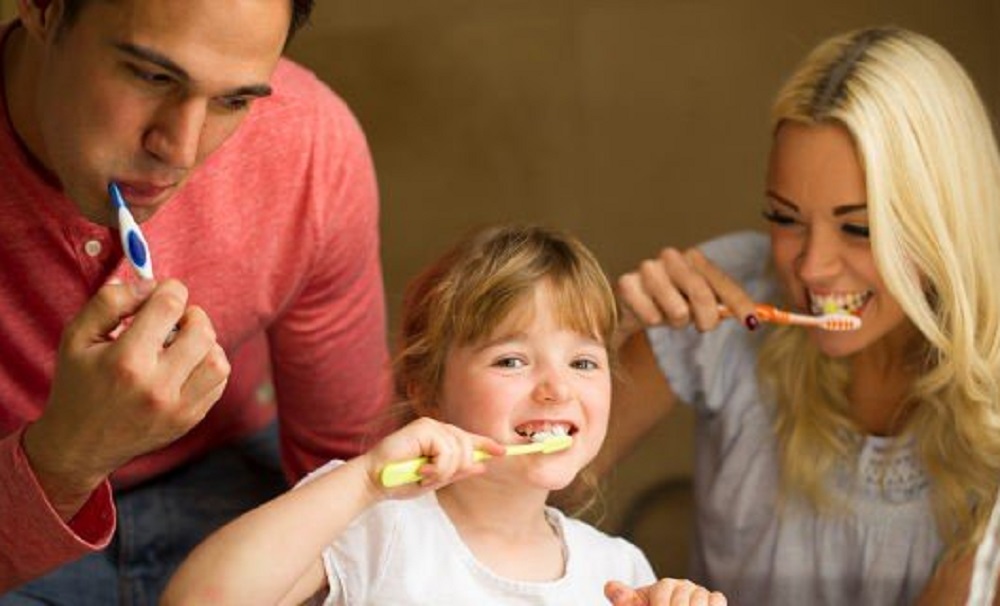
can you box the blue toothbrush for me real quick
[109,182,178,344]
[109,182,154,280]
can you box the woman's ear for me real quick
[18,0,64,41]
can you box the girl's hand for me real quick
[616,247,757,344]
[362,417,505,498]
[604,579,728,606]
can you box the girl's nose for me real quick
[533,373,572,404]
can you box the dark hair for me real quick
[50,0,315,42]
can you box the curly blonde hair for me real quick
[759,27,1000,557]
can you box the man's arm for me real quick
[0,429,114,591]
[1,280,229,590]
[267,87,391,480]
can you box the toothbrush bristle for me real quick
[821,315,862,331]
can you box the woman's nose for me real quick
[796,226,843,283]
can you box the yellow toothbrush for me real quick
[379,434,573,488]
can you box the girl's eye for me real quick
[571,358,600,371]
[494,357,526,369]
[761,209,798,226]
[842,223,870,238]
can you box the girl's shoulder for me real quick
[547,507,657,585]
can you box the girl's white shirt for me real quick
[298,460,655,605]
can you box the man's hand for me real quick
[23,279,230,519]
[605,579,728,606]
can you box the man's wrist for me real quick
[21,424,107,521]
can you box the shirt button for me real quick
[84,240,103,257]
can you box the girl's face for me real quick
[436,283,611,491]
[765,122,913,358]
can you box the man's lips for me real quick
[114,181,175,206]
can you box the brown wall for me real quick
[286,1,1000,571]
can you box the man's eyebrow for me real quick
[114,42,273,98]
[765,190,867,216]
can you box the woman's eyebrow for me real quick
[765,190,867,215]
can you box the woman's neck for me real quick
[848,323,923,436]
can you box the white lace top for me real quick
[646,231,942,605]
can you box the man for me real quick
[0,0,390,602]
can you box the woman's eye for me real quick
[842,223,870,238]
[571,358,600,371]
[761,209,798,226]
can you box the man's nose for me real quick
[143,97,206,170]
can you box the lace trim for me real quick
[857,436,929,502]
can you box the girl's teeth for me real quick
[516,422,572,442]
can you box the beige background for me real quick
[285,1,999,575]
[4,0,1000,576]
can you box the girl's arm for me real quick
[161,418,504,606]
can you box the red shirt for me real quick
[0,25,391,589]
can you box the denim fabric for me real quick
[2,423,286,606]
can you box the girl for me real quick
[163,225,726,605]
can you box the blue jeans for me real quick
[1,423,287,606]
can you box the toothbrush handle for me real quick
[380,450,491,488]
[717,303,782,323]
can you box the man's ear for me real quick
[18,0,64,41]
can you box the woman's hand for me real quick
[604,579,727,605]
[616,247,757,344]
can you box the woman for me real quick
[605,27,1000,605]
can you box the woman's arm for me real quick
[592,329,679,476]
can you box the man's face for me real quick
[29,0,291,224]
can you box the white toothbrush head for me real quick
[530,433,573,453]
[814,314,863,331]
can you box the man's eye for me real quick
[216,96,252,113]
[127,65,173,86]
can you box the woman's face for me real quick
[765,122,913,358]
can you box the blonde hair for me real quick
[393,224,618,514]
[759,27,1000,556]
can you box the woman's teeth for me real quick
[809,291,872,316]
